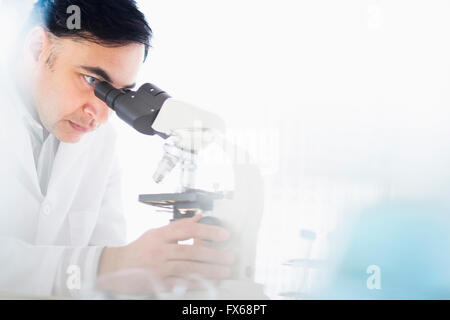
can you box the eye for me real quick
[83,75,100,88]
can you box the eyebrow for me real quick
[79,65,136,89]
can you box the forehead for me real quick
[56,38,145,88]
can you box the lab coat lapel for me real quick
[0,97,43,201]
[35,132,95,244]
[49,134,94,189]
[12,125,43,200]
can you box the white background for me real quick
[131,1,450,298]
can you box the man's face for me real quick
[28,28,145,143]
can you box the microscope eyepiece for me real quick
[94,82,124,111]
[94,81,170,136]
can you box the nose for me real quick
[82,97,111,129]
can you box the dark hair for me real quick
[26,0,152,61]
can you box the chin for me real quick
[55,131,83,144]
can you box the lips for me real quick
[69,120,90,133]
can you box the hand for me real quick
[97,215,235,293]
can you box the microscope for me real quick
[95,82,266,299]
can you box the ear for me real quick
[24,26,51,63]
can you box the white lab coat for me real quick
[0,78,127,297]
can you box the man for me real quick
[0,0,233,298]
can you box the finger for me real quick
[165,261,232,280]
[193,237,229,249]
[164,217,230,243]
[166,244,235,265]
[151,215,203,242]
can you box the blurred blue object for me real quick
[316,199,450,299]
[299,229,317,240]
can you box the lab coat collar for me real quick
[1,76,43,199]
